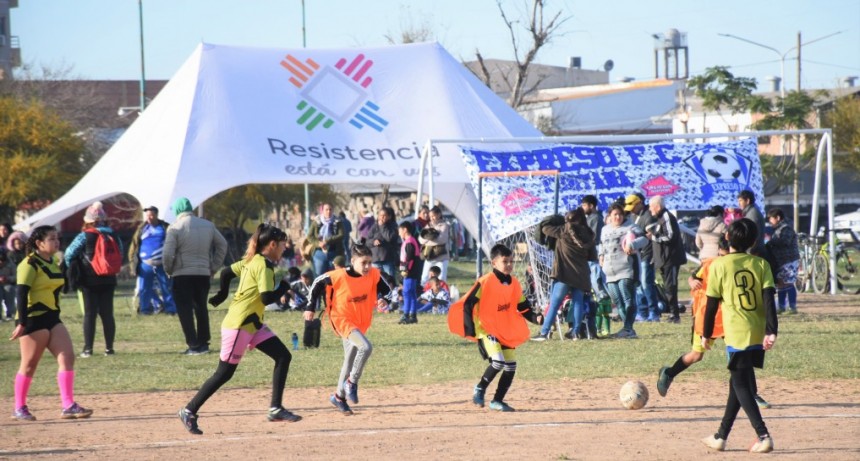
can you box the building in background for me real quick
[0,0,20,79]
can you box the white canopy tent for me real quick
[18,42,541,247]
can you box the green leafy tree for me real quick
[823,97,860,177]
[752,90,823,195]
[687,66,758,129]
[0,97,87,221]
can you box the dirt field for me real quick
[2,294,859,460]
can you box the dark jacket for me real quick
[650,208,687,268]
[742,204,767,256]
[542,221,595,292]
[307,216,345,258]
[632,208,654,261]
[766,220,800,268]
[368,220,399,264]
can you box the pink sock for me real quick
[15,373,33,409]
[57,370,75,409]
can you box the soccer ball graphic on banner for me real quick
[701,150,742,182]
[619,381,649,410]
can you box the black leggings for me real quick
[718,366,769,439]
[80,285,116,352]
[186,336,292,413]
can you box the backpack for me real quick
[84,228,122,276]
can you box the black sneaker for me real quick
[79,350,92,358]
[179,408,203,434]
[530,332,549,342]
[267,406,302,422]
[104,349,115,356]
[657,366,673,397]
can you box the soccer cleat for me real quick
[11,405,36,421]
[472,385,486,407]
[329,394,353,415]
[488,400,515,412]
[667,316,681,324]
[657,366,673,397]
[754,395,771,409]
[530,332,549,342]
[345,379,359,404]
[701,434,727,451]
[750,434,774,453]
[61,402,93,419]
[178,408,203,434]
[267,406,302,422]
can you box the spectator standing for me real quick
[414,205,430,233]
[339,211,353,261]
[765,208,800,314]
[306,203,345,278]
[64,201,121,357]
[367,206,399,279]
[696,205,728,260]
[648,195,687,324]
[531,208,595,341]
[357,210,376,241]
[163,197,228,356]
[626,194,661,322]
[737,190,766,256]
[581,195,608,301]
[128,206,177,315]
[398,221,421,324]
[0,222,11,251]
[6,231,27,267]
[0,251,15,321]
[600,204,649,338]
[418,206,450,284]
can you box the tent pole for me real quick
[416,140,431,219]
[825,131,837,294]
[477,176,483,278]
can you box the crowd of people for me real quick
[5,190,793,452]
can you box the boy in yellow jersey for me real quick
[447,244,542,412]
[700,218,778,454]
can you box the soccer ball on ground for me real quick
[619,381,649,410]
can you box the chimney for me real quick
[841,76,858,88]
[569,57,582,69]
[765,76,781,93]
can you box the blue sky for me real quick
[11,0,860,91]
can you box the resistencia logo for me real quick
[280,53,389,132]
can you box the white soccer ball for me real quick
[701,151,742,182]
[619,380,649,410]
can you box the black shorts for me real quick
[23,310,63,336]
[727,349,765,370]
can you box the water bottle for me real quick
[291,333,299,350]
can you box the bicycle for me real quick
[795,232,820,293]
[810,228,859,295]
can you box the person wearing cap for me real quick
[64,201,123,357]
[162,197,228,355]
[625,194,661,322]
[647,195,687,323]
[128,206,176,315]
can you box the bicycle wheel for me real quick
[794,257,811,293]
[836,246,859,294]
[812,253,829,294]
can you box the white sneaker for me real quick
[701,434,726,451]
[750,435,774,453]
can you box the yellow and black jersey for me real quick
[706,253,774,351]
[17,253,64,319]
[221,255,275,332]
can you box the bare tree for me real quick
[475,0,569,108]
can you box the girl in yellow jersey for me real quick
[10,226,92,421]
[700,218,778,454]
[448,244,542,412]
[178,224,299,435]
[306,242,394,415]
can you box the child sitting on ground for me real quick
[418,277,450,314]
[422,265,449,293]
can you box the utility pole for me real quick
[792,31,801,230]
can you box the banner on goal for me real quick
[461,138,762,241]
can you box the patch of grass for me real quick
[2,264,858,398]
